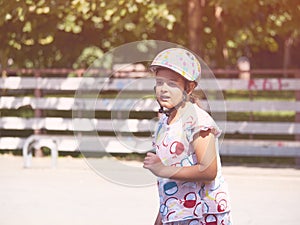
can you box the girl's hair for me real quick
[186,85,204,110]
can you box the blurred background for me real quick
[1,1,300,225]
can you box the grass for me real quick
[225,90,295,100]
[221,156,299,168]
[227,111,295,122]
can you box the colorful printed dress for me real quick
[153,102,231,224]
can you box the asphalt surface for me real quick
[0,154,299,225]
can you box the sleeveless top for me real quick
[153,102,231,224]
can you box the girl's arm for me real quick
[154,210,162,225]
[143,131,217,182]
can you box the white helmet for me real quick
[150,48,201,82]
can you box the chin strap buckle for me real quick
[156,91,187,117]
[158,105,179,117]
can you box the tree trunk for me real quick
[214,4,226,68]
[34,71,44,157]
[187,0,205,57]
[283,35,293,77]
[0,48,9,77]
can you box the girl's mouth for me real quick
[159,95,170,101]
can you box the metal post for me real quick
[237,57,253,139]
[34,72,43,157]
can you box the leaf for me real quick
[22,21,32,32]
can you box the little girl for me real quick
[143,48,232,225]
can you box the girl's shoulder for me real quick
[185,102,214,123]
[184,103,221,138]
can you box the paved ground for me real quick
[0,154,300,225]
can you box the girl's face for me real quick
[155,68,186,109]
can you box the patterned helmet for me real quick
[150,48,201,82]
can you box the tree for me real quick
[0,0,182,68]
[213,0,300,68]
[0,0,299,69]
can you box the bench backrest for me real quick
[1,69,300,156]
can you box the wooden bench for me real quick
[1,69,300,167]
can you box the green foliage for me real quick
[0,0,299,69]
[73,46,104,69]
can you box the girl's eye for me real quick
[156,79,179,88]
[156,79,164,86]
[167,81,178,87]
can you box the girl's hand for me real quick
[143,152,164,177]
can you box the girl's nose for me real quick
[160,81,169,92]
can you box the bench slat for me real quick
[1,77,300,90]
[1,97,300,112]
[1,117,300,134]
[220,139,300,157]
[0,117,156,132]
[1,136,300,157]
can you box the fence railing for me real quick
[1,69,300,164]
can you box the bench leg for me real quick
[23,149,33,168]
[22,135,58,168]
[50,143,58,168]
[23,136,35,168]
